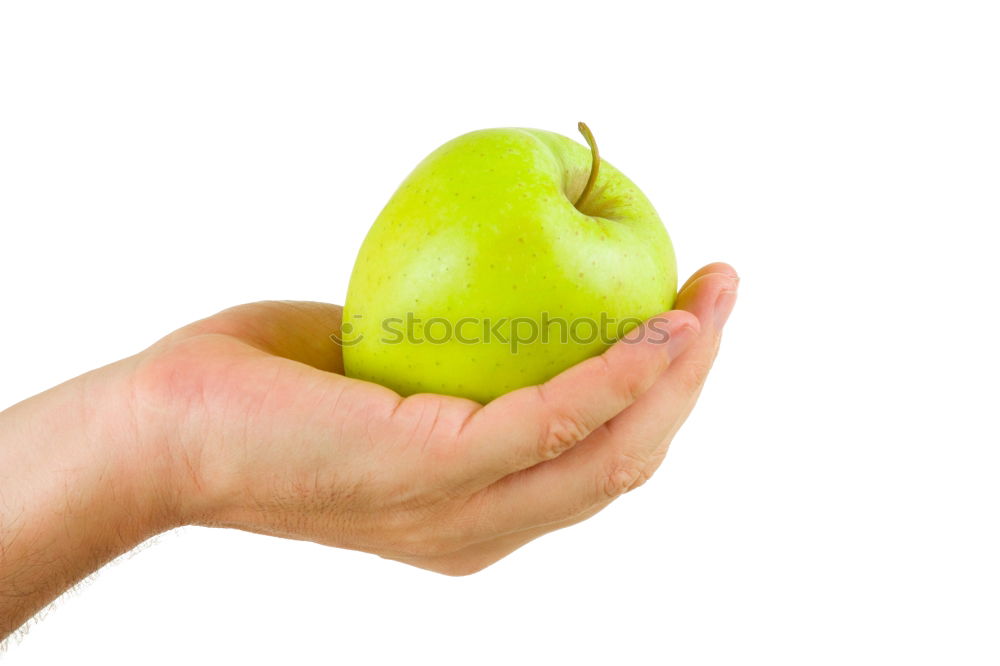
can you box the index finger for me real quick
[450,310,701,491]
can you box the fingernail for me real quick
[714,289,738,330]
[666,322,698,359]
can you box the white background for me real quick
[1,1,998,663]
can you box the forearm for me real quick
[0,360,173,638]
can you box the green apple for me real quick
[342,124,677,403]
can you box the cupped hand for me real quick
[129,263,738,575]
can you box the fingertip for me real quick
[713,288,738,331]
[675,272,740,329]
[679,262,739,293]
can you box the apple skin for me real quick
[343,127,676,403]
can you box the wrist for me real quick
[94,356,188,535]
[8,359,180,539]
[126,336,236,527]
[0,358,177,634]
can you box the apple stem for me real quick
[575,121,601,211]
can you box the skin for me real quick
[343,127,678,402]
[0,262,737,640]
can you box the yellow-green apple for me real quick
[342,124,677,403]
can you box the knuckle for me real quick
[606,354,647,403]
[602,454,649,499]
[625,374,649,402]
[598,350,652,405]
[628,467,654,492]
[539,411,591,460]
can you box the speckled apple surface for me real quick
[343,127,677,403]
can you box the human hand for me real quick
[129,263,738,575]
[0,264,736,635]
